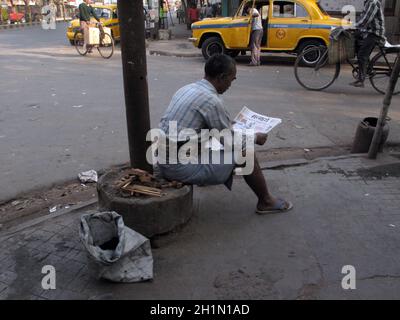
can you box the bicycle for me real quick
[294,29,400,95]
[74,23,114,59]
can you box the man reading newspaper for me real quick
[157,54,292,214]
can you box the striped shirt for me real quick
[159,79,232,143]
[355,0,386,39]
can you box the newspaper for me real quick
[205,106,282,151]
[232,106,282,134]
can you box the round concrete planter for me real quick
[97,169,193,238]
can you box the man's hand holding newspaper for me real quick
[232,106,282,135]
[206,106,282,150]
[233,106,281,146]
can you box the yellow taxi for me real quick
[190,0,345,64]
[66,4,120,45]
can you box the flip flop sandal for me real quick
[255,198,293,215]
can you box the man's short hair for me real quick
[205,54,236,79]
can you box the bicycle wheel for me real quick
[369,51,400,95]
[97,33,114,59]
[294,46,340,91]
[74,31,87,56]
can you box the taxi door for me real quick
[227,0,254,48]
[268,0,311,50]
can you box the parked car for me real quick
[190,0,347,65]
[66,4,120,45]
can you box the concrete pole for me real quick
[368,52,400,159]
[117,0,153,172]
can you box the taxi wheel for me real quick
[202,37,225,60]
[297,40,324,66]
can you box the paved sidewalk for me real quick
[148,39,202,58]
[1,153,400,300]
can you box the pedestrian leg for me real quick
[356,34,377,83]
[250,31,258,65]
[243,155,292,212]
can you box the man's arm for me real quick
[90,6,100,22]
[355,0,378,28]
[78,4,84,20]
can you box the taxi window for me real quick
[238,1,252,16]
[273,1,295,17]
[273,1,308,18]
[261,5,269,19]
[238,1,270,17]
[94,8,112,19]
[295,3,308,17]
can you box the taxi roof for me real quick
[92,4,117,10]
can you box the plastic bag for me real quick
[79,211,153,283]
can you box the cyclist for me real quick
[350,0,386,88]
[78,0,101,53]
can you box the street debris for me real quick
[1,181,97,228]
[276,131,286,140]
[49,206,57,213]
[79,211,153,283]
[72,105,83,108]
[78,170,98,183]
[365,193,370,197]
[389,224,396,228]
[294,125,304,129]
[304,148,311,152]
[114,168,183,198]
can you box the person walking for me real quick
[187,4,199,30]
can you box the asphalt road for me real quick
[1,23,399,202]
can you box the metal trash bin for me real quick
[351,117,389,153]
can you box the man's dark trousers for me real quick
[357,33,380,82]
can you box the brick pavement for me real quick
[0,153,399,299]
